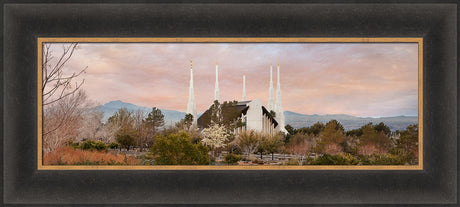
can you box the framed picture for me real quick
[3,2,457,205]
[37,37,423,170]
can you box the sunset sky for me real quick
[49,42,419,118]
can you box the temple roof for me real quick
[197,100,278,128]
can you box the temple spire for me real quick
[186,59,197,126]
[276,63,281,103]
[214,59,219,101]
[267,63,275,111]
[275,63,287,133]
[242,74,246,101]
[275,62,282,110]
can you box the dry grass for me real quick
[43,147,141,165]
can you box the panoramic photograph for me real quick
[40,40,420,167]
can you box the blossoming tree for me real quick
[201,123,229,159]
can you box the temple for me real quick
[190,61,287,135]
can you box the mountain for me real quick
[97,100,186,126]
[284,111,418,131]
[97,100,418,131]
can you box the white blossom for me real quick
[201,123,229,149]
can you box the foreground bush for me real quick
[44,147,140,165]
[108,142,120,149]
[285,158,300,165]
[94,141,108,151]
[138,154,155,165]
[360,153,407,165]
[310,153,359,165]
[77,140,108,151]
[150,131,210,165]
[224,153,242,165]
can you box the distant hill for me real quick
[284,111,418,131]
[97,100,418,131]
[97,100,186,126]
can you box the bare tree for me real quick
[133,109,147,151]
[77,109,104,141]
[42,43,88,153]
[42,43,87,106]
[43,90,89,153]
[96,122,118,144]
[286,133,317,165]
[236,130,261,159]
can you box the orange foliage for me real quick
[43,147,140,165]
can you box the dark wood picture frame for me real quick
[2,2,457,205]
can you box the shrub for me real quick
[394,125,418,164]
[108,142,120,149]
[360,153,406,165]
[94,141,108,151]
[150,132,210,165]
[310,153,359,165]
[138,154,155,165]
[390,143,417,165]
[68,140,80,149]
[80,140,96,150]
[79,140,108,151]
[251,159,262,165]
[305,156,314,165]
[116,133,135,150]
[224,153,242,165]
[286,158,299,165]
[226,144,243,155]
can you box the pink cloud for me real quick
[46,42,418,117]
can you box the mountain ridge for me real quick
[284,110,417,131]
[98,100,186,125]
[97,100,418,130]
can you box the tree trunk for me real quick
[260,152,263,159]
[272,152,274,160]
[138,128,143,152]
[140,138,143,152]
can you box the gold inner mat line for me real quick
[37,37,423,170]
[39,37,422,43]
